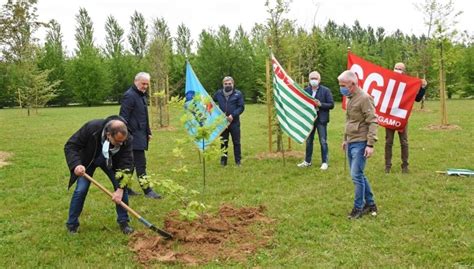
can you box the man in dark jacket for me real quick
[64,115,134,234]
[297,71,334,170]
[213,76,245,166]
[385,62,428,173]
[120,72,161,199]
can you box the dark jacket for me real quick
[304,85,335,124]
[213,89,245,124]
[415,86,427,102]
[64,116,134,189]
[119,85,151,150]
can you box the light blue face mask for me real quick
[102,139,110,160]
[340,87,351,96]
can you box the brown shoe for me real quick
[402,167,409,173]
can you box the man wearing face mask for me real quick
[386,63,427,173]
[213,76,245,166]
[297,71,334,170]
[64,116,134,234]
[120,72,161,199]
[338,70,379,219]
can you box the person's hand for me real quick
[315,99,321,107]
[112,188,124,204]
[227,115,233,122]
[148,135,152,141]
[341,141,347,151]
[364,146,374,158]
[421,79,427,88]
[74,165,86,176]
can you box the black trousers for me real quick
[132,150,148,190]
[220,122,241,163]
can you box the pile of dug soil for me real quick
[129,204,274,265]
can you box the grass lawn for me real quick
[0,100,473,268]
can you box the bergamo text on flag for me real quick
[272,55,318,144]
[184,62,229,150]
[346,52,422,130]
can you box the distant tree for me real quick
[146,17,173,127]
[128,11,147,59]
[417,0,463,125]
[104,15,136,102]
[37,19,70,106]
[175,23,193,57]
[68,7,111,106]
[18,69,59,115]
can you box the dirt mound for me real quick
[0,152,12,168]
[129,204,274,266]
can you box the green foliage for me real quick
[115,169,133,188]
[37,20,71,106]
[128,11,147,59]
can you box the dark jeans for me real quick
[348,141,375,209]
[66,154,129,228]
[220,122,241,164]
[385,126,409,169]
[305,122,328,164]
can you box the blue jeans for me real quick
[305,122,328,164]
[347,141,375,209]
[66,155,129,227]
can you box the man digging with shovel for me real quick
[64,115,134,234]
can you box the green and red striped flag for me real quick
[272,54,318,143]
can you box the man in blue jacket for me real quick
[213,76,245,166]
[120,72,161,199]
[297,71,334,170]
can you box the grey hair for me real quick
[337,70,358,84]
[135,72,151,81]
[308,71,321,80]
[222,76,234,83]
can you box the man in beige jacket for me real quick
[338,70,379,219]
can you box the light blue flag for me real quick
[184,62,229,150]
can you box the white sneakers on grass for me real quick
[297,161,312,168]
[297,161,328,170]
[320,163,328,170]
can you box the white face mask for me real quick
[309,79,319,87]
[102,140,110,160]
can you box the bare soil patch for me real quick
[255,150,304,160]
[129,204,274,266]
[426,124,461,130]
[0,151,12,168]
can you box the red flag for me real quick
[343,52,422,131]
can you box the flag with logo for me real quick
[344,52,422,130]
[272,54,318,143]
[184,62,229,150]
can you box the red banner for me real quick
[344,52,422,130]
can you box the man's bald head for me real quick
[105,120,128,138]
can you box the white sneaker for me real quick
[297,161,312,168]
[320,163,328,170]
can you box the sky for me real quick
[33,0,473,54]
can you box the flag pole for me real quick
[202,139,206,196]
[266,48,273,153]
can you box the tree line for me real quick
[0,0,472,110]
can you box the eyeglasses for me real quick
[109,135,126,146]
